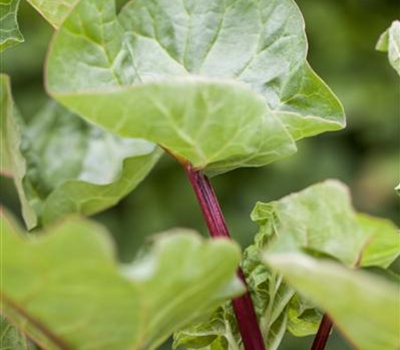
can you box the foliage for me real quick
[265,254,399,350]
[0,1,398,350]
[1,210,243,350]
[1,74,161,229]
[174,181,399,350]
[45,0,344,175]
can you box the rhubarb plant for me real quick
[1,1,399,350]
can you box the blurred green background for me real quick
[1,0,399,349]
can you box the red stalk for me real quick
[184,163,266,350]
[311,314,333,350]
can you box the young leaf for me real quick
[46,0,345,175]
[174,213,318,350]
[258,180,399,268]
[0,0,23,52]
[1,211,244,350]
[24,0,78,29]
[263,253,400,350]
[173,306,241,350]
[1,74,161,229]
[376,20,400,76]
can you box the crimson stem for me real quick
[311,314,333,350]
[184,163,266,350]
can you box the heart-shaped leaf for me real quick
[0,0,23,52]
[1,211,244,350]
[1,74,161,229]
[46,0,345,175]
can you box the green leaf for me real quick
[1,211,244,350]
[1,74,161,229]
[0,74,37,227]
[376,20,400,76]
[25,0,78,28]
[395,183,400,196]
[176,180,400,350]
[0,0,23,52]
[257,180,399,268]
[263,253,400,350]
[259,180,400,349]
[0,316,36,350]
[46,0,345,175]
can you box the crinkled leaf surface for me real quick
[264,253,400,350]
[0,0,23,52]
[173,307,241,350]
[1,211,244,350]
[24,0,79,28]
[175,180,400,350]
[46,0,345,175]
[376,20,400,76]
[1,316,36,350]
[260,180,399,268]
[1,74,161,229]
[175,212,317,350]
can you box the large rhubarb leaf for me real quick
[376,20,400,76]
[1,74,161,229]
[175,180,399,350]
[46,0,345,175]
[264,253,400,350]
[0,0,23,52]
[1,211,244,350]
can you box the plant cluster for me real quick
[1,1,399,350]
